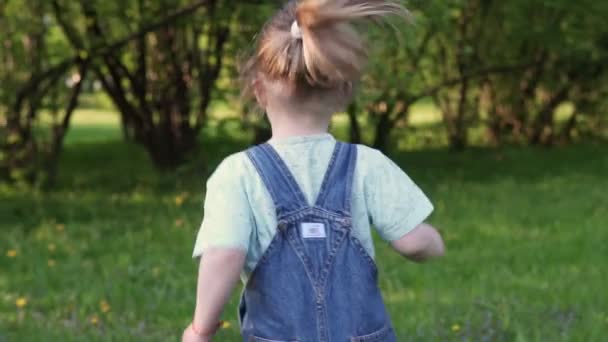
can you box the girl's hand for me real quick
[182,324,212,342]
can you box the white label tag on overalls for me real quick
[301,222,326,239]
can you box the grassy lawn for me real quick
[1,110,607,341]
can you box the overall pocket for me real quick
[251,336,299,342]
[351,325,392,342]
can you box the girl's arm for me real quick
[390,223,445,262]
[183,248,246,342]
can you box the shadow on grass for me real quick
[390,142,608,185]
[58,132,608,190]
[3,133,606,237]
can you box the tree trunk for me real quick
[560,111,578,143]
[451,77,470,151]
[253,115,272,145]
[347,103,362,144]
[45,60,89,187]
[448,132,467,151]
[51,0,224,170]
[372,113,393,152]
[529,85,570,145]
[146,126,199,169]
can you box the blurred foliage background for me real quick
[1,0,607,341]
[1,0,607,184]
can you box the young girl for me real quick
[183,1,445,341]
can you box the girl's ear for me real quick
[253,77,267,110]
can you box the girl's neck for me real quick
[267,109,331,140]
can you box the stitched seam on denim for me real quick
[277,207,312,221]
[349,235,379,272]
[247,146,308,220]
[286,231,319,296]
[314,143,357,215]
[316,300,329,342]
[314,141,342,207]
[252,337,299,342]
[261,144,308,207]
[351,325,390,341]
[319,233,345,296]
[272,199,353,222]
[343,143,357,214]
[256,232,281,265]
[317,223,348,296]
[311,206,349,220]
[279,208,349,226]
[246,148,285,215]
[260,144,300,198]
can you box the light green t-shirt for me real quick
[193,134,433,281]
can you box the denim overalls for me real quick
[240,142,396,342]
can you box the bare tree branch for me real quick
[26,0,210,98]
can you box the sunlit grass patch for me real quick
[1,113,607,341]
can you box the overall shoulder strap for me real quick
[314,142,357,215]
[246,143,308,218]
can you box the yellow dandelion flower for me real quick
[174,195,185,206]
[100,300,111,313]
[15,297,28,309]
[48,243,56,252]
[56,224,65,232]
[47,259,56,267]
[221,321,231,329]
[6,249,17,258]
[90,315,100,325]
[451,324,461,333]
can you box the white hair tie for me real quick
[290,20,302,40]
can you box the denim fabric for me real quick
[241,142,396,342]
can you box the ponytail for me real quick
[242,0,408,97]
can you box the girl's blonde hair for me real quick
[241,0,408,101]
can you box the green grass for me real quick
[1,111,608,341]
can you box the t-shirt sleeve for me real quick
[192,154,253,258]
[363,147,434,241]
